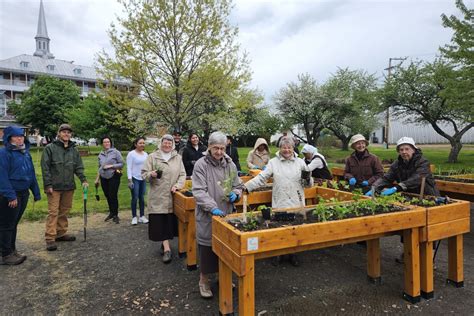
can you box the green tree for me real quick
[381,60,472,163]
[67,94,138,150]
[274,73,330,145]
[98,0,250,132]
[10,76,80,140]
[322,68,380,150]
[440,0,474,121]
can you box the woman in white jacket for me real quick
[244,136,311,266]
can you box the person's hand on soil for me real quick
[381,187,397,196]
[365,190,373,197]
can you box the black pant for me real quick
[100,173,121,216]
[0,190,29,257]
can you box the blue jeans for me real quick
[130,178,146,217]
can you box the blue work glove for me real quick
[349,178,357,186]
[211,208,225,217]
[365,190,373,197]
[361,181,369,187]
[228,192,238,203]
[435,197,447,205]
[262,165,267,171]
[381,187,397,196]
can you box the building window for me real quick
[20,61,29,68]
[47,65,55,71]
[43,42,46,50]
[74,68,82,75]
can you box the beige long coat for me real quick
[246,138,270,169]
[142,150,186,214]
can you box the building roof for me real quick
[0,54,99,81]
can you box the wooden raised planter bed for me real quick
[417,198,471,299]
[212,205,426,315]
[173,186,357,270]
[434,179,474,201]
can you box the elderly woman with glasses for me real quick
[192,131,243,299]
[142,134,186,264]
[244,136,312,267]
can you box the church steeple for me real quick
[33,0,54,59]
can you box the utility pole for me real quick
[384,57,407,149]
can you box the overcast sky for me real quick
[0,0,468,102]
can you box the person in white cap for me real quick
[344,134,383,192]
[301,144,332,179]
[366,137,439,197]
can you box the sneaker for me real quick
[131,217,138,225]
[138,216,149,224]
[199,282,213,298]
[162,250,172,264]
[104,214,114,222]
[46,241,57,251]
[55,235,76,242]
[112,216,120,224]
[0,253,26,265]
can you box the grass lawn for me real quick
[21,144,474,221]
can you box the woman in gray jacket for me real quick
[142,134,186,264]
[192,131,242,298]
[95,136,124,224]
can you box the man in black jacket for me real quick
[367,137,439,196]
[225,136,241,171]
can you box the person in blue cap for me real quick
[0,126,41,265]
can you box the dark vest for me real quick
[305,155,332,180]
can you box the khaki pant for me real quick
[45,190,74,242]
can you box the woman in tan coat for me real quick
[246,137,270,170]
[142,134,186,263]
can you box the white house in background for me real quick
[372,114,474,144]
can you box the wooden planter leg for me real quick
[420,241,434,299]
[239,256,255,316]
[402,228,421,304]
[447,235,464,287]
[367,238,381,284]
[219,259,233,315]
[186,216,197,270]
[178,220,187,258]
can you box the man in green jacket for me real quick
[41,124,88,251]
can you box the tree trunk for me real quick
[448,139,462,163]
[341,138,350,151]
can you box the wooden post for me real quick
[239,255,255,316]
[243,194,248,223]
[447,235,464,287]
[402,228,421,304]
[177,220,187,257]
[219,259,234,315]
[366,238,381,284]
[419,177,426,200]
[186,215,197,270]
[420,241,434,299]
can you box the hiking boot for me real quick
[112,216,120,224]
[104,214,114,222]
[55,235,76,242]
[289,254,300,267]
[131,217,138,225]
[1,253,26,265]
[46,241,57,251]
[163,250,172,264]
[138,216,149,224]
[199,282,213,299]
[13,250,27,262]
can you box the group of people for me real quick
[1,124,438,299]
